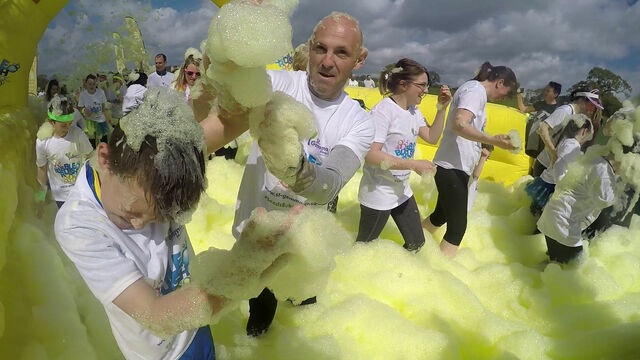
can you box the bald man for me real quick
[229,12,374,336]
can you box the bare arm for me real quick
[113,279,228,339]
[419,85,451,144]
[517,93,535,113]
[536,122,557,163]
[451,109,516,150]
[200,111,249,155]
[37,165,48,188]
[472,149,491,180]
[365,142,433,175]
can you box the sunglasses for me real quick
[186,71,201,77]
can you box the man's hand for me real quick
[492,134,517,150]
[437,85,452,108]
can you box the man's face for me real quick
[155,56,166,72]
[308,18,365,100]
[543,85,557,103]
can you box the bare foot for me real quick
[421,217,440,233]
[439,240,458,258]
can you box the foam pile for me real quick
[196,0,313,184]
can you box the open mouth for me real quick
[318,71,335,79]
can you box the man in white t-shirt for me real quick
[147,53,175,88]
[363,74,375,88]
[228,12,373,336]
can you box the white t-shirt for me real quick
[232,70,374,238]
[433,80,487,175]
[78,89,108,123]
[540,137,581,184]
[348,79,359,87]
[536,104,575,168]
[363,78,375,88]
[358,97,427,210]
[55,162,197,360]
[467,178,479,212]
[122,84,147,115]
[537,156,615,247]
[147,71,175,88]
[36,127,93,201]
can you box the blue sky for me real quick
[39,0,640,98]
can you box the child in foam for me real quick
[537,151,618,264]
[78,74,110,147]
[356,58,451,251]
[531,88,603,177]
[122,71,148,116]
[173,52,202,105]
[55,88,292,360]
[421,62,519,257]
[36,95,93,208]
[467,143,494,212]
[526,115,594,217]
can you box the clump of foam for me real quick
[119,87,206,224]
[36,122,53,140]
[380,160,391,170]
[249,92,315,186]
[191,207,349,304]
[508,129,522,154]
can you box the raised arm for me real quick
[419,85,451,144]
[199,110,250,155]
[517,93,535,113]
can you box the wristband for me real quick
[35,188,47,202]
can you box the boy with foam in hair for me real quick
[55,87,293,359]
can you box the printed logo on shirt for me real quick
[394,140,415,159]
[53,160,81,184]
[308,154,322,166]
[308,138,329,157]
[161,225,191,295]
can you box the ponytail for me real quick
[473,61,517,89]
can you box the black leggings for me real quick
[356,196,425,251]
[545,236,583,263]
[428,166,470,246]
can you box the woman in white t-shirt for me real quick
[356,58,452,251]
[78,74,109,147]
[122,71,148,116]
[526,115,594,216]
[172,53,201,105]
[422,62,518,257]
[35,95,93,208]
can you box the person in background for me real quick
[292,43,309,72]
[147,53,175,88]
[172,54,202,105]
[122,71,148,116]
[348,73,359,86]
[78,74,110,147]
[356,58,451,251]
[363,74,375,88]
[526,116,594,217]
[518,81,562,168]
[43,79,59,112]
[467,143,494,212]
[36,95,93,208]
[107,75,127,124]
[532,88,603,177]
[422,61,518,257]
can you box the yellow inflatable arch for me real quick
[345,86,530,185]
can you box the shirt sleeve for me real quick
[98,89,107,104]
[456,87,484,120]
[552,140,581,182]
[77,92,87,108]
[75,128,93,155]
[55,209,143,305]
[335,109,375,163]
[35,139,47,167]
[592,163,616,207]
[267,69,297,94]
[543,106,570,131]
[370,103,391,144]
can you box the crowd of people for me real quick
[35,9,636,360]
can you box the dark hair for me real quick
[557,117,592,147]
[378,58,428,95]
[128,72,148,87]
[84,74,97,83]
[570,87,593,102]
[473,61,518,91]
[48,95,74,116]
[45,79,59,101]
[106,126,206,223]
[155,53,167,62]
[481,143,494,152]
[547,81,562,96]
